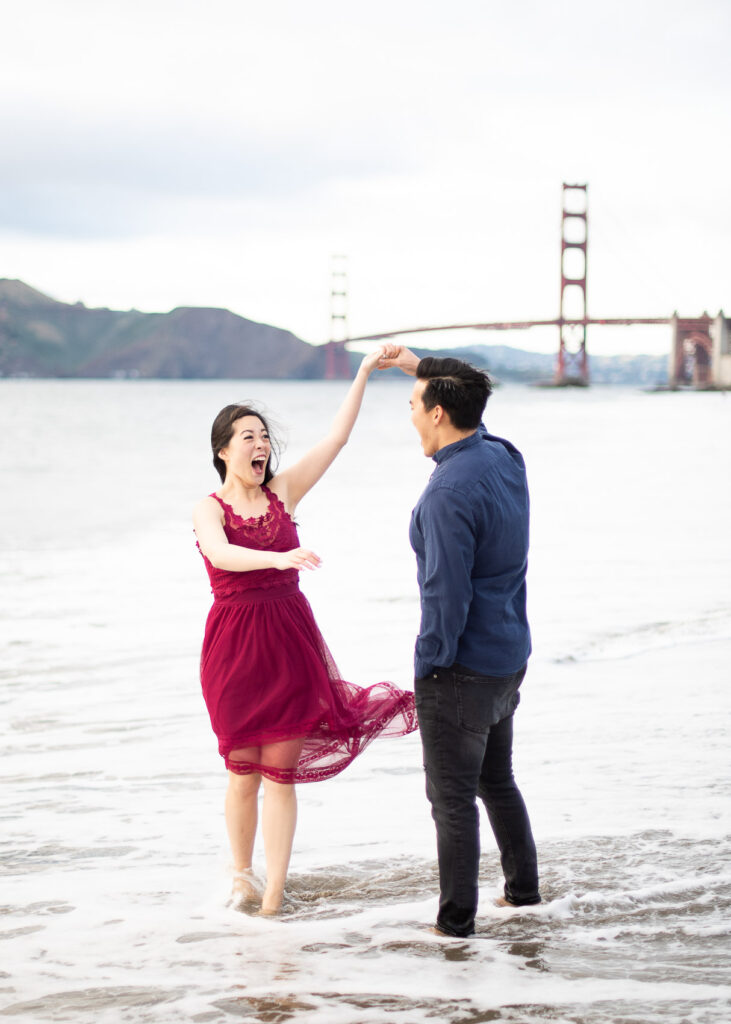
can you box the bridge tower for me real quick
[325,253,351,379]
[556,183,589,386]
[668,314,714,386]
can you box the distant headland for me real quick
[0,279,666,385]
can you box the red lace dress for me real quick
[198,487,417,782]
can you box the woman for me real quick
[193,349,417,915]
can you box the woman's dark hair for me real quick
[417,356,493,430]
[210,404,281,484]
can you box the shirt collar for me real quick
[432,430,480,464]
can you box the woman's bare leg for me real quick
[225,769,261,898]
[261,778,297,913]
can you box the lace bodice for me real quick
[199,486,300,598]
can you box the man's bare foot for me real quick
[494,896,542,908]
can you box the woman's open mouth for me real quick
[252,457,266,475]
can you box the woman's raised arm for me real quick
[271,348,383,513]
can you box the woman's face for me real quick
[218,415,271,485]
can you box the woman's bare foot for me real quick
[259,884,284,916]
[229,868,263,910]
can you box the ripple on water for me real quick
[0,987,187,1020]
[3,831,729,1024]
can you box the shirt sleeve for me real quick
[414,485,476,679]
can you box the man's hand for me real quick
[377,344,420,376]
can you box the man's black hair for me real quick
[416,356,493,430]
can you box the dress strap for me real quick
[262,485,295,523]
[210,489,277,529]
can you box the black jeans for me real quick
[415,663,540,937]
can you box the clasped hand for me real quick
[366,344,420,376]
[358,344,419,376]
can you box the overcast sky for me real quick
[1,0,729,355]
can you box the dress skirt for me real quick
[198,486,417,783]
[201,581,417,783]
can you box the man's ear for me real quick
[432,405,445,426]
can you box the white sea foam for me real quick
[1,380,730,1022]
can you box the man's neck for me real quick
[435,425,476,451]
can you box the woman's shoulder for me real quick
[193,493,224,523]
[266,475,290,509]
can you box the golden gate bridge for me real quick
[324,185,730,389]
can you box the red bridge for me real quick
[324,186,730,389]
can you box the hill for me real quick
[430,343,667,386]
[0,279,668,384]
[0,279,325,379]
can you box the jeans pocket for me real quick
[454,671,523,733]
[454,676,492,734]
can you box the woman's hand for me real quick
[358,347,386,376]
[377,344,420,376]
[274,547,322,572]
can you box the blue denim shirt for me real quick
[409,425,532,680]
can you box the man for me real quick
[379,346,541,938]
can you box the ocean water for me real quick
[1,378,729,1024]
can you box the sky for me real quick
[1,0,729,356]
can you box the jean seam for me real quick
[430,679,478,933]
[482,792,517,893]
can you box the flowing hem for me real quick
[222,686,417,783]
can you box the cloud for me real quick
[0,106,421,237]
[1,0,729,349]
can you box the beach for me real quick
[1,378,729,1023]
